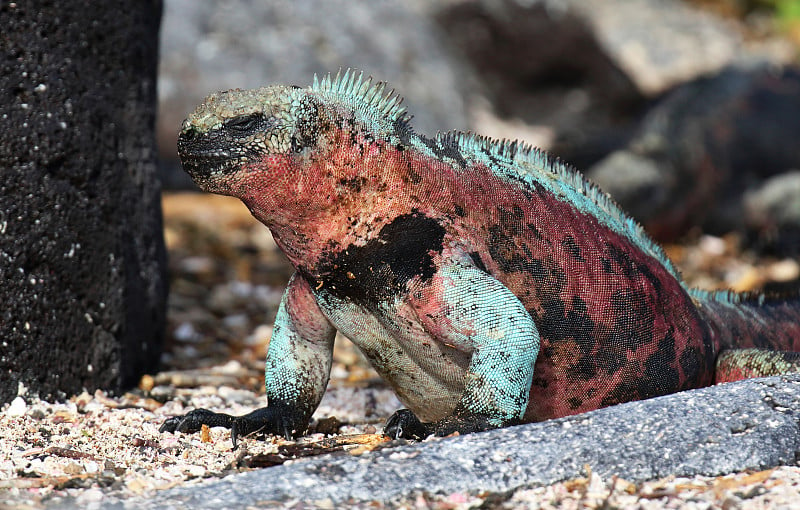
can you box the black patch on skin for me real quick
[609,289,654,352]
[418,134,468,168]
[528,258,547,280]
[453,204,466,217]
[605,242,637,277]
[531,375,549,389]
[639,328,680,398]
[599,257,614,274]
[561,296,599,381]
[468,251,489,274]
[701,326,716,374]
[601,381,640,407]
[636,262,663,298]
[595,347,626,375]
[605,241,670,301]
[567,397,583,409]
[403,160,423,184]
[561,235,584,262]
[566,296,595,352]
[315,211,446,307]
[488,225,526,273]
[533,258,567,292]
[498,205,525,227]
[527,223,543,240]
[489,211,562,280]
[536,297,568,349]
[338,176,367,192]
[568,356,598,381]
[679,346,703,386]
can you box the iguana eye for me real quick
[224,114,260,134]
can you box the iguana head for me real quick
[177,71,410,198]
[177,85,321,195]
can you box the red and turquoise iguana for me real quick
[161,70,800,445]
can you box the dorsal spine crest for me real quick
[434,129,681,280]
[311,69,410,127]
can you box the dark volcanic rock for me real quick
[589,65,800,245]
[0,1,167,404]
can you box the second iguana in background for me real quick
[161,70,800,445]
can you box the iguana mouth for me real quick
[177,129,239,181]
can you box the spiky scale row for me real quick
[312,69,409,125]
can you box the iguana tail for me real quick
[692,289,800,382]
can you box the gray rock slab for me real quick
[129,375,800,507]
[569,0,742,95]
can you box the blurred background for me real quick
[156,0,800,371]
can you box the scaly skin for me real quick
[161,70,800,445]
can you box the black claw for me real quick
[159,408,234,435]
[230,421,241,450]
[384,408,504,440]
[158,416,182,434]
[384,409,432,440]
[160,404,308,449]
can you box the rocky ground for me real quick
[2,192,800,509]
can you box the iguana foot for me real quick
[160,405,305,449]
[384,409,499,440]
[384,409,433,440]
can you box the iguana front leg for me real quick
[161,273,335,447]
[385,261,541,439]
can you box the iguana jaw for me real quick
[177,126,242,192]
[176,86,298,194]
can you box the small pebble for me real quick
[6,396,27,417]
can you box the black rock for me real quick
[0,1,167,404]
